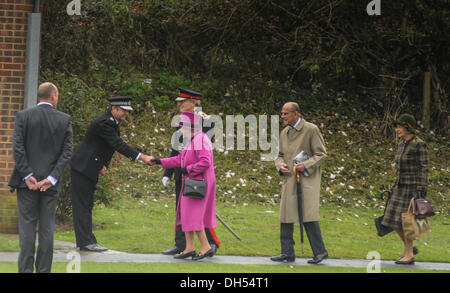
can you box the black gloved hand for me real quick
[151,158,162,165]
[180,167,188,174]
[414,190,426,198]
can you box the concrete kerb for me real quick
[0,239,449,271]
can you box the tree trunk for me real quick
[423,72,431,130]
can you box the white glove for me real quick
[162,176,171,187]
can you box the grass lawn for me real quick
[1,192,449,274]
[47,197,450,263]
[0,234,20,252]
[1,196,449,265]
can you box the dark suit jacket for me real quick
[70,111,139,183]
[9,104,73,192]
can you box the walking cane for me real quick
[293,166,304,254]
[216,213,242,241]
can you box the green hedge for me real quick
[41,0,449,130]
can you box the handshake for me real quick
[139,154,158,166]
[139,154,170,187]
[25,176,54,192]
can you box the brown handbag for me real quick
[402,198,431,240]
[414,198,435,218]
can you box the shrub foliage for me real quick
[38,1,450,221]
[42,0,449,130]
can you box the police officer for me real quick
[70,96,153,252]
[161,88,221,256]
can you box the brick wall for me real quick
[0,0,36,194]
[0,0,41,232]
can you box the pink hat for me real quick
[178,111,202,129]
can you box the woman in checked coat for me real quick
[150,111,217,261]
[382,114,429,265]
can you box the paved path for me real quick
[0,240,449,271]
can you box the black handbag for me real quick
[374,187,394,237]
[375,215,394,237]
[183,178,206,199]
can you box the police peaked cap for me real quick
[109,96,133,111]
[175,88,202,101]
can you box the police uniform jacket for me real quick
[71,111,139,183]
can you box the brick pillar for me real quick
[0,0,40,233]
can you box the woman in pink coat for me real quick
[150,112,217,260]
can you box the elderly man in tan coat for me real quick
[271,102,328,264]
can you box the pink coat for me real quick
[160,132,217,232]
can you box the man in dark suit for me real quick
[70,96,153,252]
[9,82,73,273]
[161,88,220,256]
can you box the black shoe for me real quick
[395,257,415,265]
[174,250,196,259]
[80,243,108,252]
[192,248,215,261]
[396,246,419,261]
[162,246,183,255]
[307,252,328,264]
[208,244,218,257]
[270,254,295,263]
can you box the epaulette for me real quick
[197,111,210,119]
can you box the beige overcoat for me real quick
[275,119,327,223]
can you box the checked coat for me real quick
[382,136,429,230]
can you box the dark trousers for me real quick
[280,222,327,257]
[71,169,97,247]
[173,177,220,249]
[17,188,58,273]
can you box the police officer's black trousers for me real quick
[71,169,98,248]
[17,188,58,273]
[280,222,327,257]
